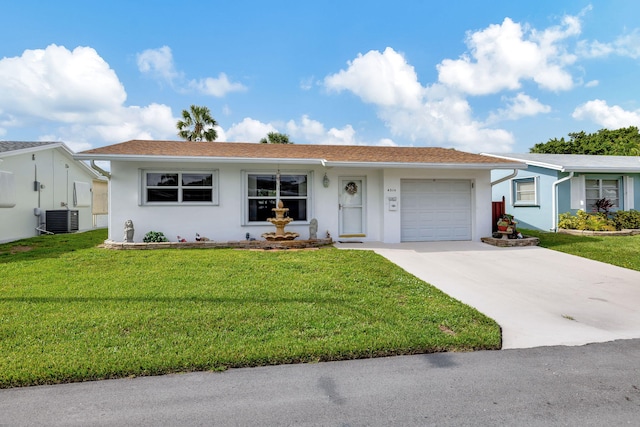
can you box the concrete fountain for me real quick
[261,200,300,241]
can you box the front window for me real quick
[513,177,537,206]
[586,178,620,211]
[144,171,217,204]
[247,173,308,222]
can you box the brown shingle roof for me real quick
[77,140,523,167]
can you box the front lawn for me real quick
[524,229,640,271]
[0,230,501,388]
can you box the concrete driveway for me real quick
[335,241,640,349]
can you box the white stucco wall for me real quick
[108,160,493,244]
[0,147,102,243]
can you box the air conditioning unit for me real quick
[45,210,79,234]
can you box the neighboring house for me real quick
[0,141,107,243]
[74,140,523,244]
[484,153,640,231]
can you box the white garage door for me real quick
[401,179,472,242]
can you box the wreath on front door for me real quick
[344,181,358,195]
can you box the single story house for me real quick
[0,141,108,243]
[74,140,524,244]
[484,153,640,231]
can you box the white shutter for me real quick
[73,181,92,207]
[0,171,16,208]
[570,175,585,210]
[624,176,635,210]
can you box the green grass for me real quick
[0,230,500,388]
[524,229,640,271]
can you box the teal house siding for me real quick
[486,154,640,232]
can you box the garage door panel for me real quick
[401,179,471,242]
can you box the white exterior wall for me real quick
[0,147,100,243]
[108,160,491,244]
[108,161,383,243]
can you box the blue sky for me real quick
[1,0,639,154]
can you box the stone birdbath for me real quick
[262,200,300,241]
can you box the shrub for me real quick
[613,210,640,230]
[143,231,169,243]
[558,210,616,231]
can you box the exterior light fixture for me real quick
[322,173,330,188]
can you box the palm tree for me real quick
[260,132,293,144]
[176,105,218,142]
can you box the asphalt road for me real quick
[1,339,639,426]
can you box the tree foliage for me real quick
[529,126,640,155]
[260,132,293,144]
[176,105,218,142]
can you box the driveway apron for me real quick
[335,241,640,349]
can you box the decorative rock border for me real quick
[557,229,640,236]
[481,236,540,247]
[101,238,334,250]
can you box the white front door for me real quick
[339,177,365,237]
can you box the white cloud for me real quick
[286,115,360,145]
[487,93,551,123]
[324,48,515,152]
[136,46,181,83]
[188,73,247,97]
[0,44,126,121]
[222,115,364,146]
[572,99,640,129]
[437,16,578,95]
[324,47,423,109]
[136,46,246,97]
[578,29,640,59]
[585,80,599,88]
[0,44,180,147]
[225,117,277,142]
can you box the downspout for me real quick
[551,172,574,232]
[490,169,518,186]
[90,160,111,179]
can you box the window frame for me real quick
[512,176,539,206]
[243,170,312,225]
[141,170,219,205]
[585,177,621,212]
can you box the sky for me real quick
[0,0,639,154]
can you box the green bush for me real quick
[558,210,616,231]
[143,231,169,242]
[613,209,640,230]
[559,209,640,231]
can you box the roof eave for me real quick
[324,161,526,169]
[564,167,640,173]
[0,142,65,158]
[73,154,525,169]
